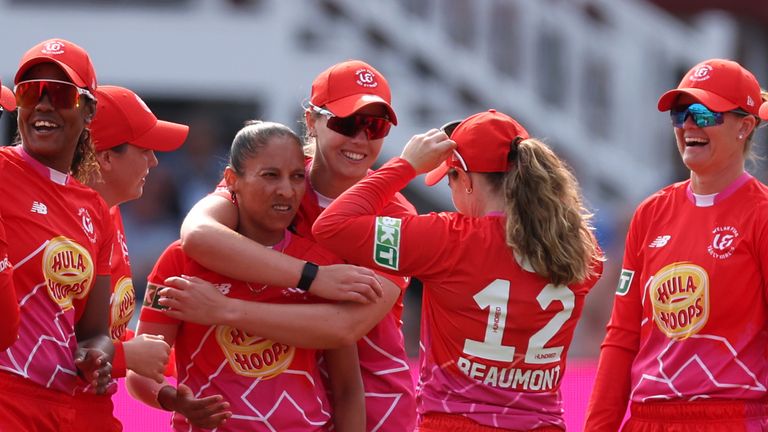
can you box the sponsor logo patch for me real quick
[143,282,169,311]
[374,216,401,270]
[616,269,634,296]
[110,276,135,341]
[650,262,709,339]
[216,326,294,378]
[43,236,94,310]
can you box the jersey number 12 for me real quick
[463,279,575,364]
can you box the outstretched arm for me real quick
[126,320,231,428]
[158,274,400,349]
[180,193,382,302]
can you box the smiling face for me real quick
[307,103,388,195]
[97,144,159,206]
[226,135,306,245]
[17,62,94,173]
[672,94,753,179]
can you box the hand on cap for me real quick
[401,129,456,174]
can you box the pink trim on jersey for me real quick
[685,172,752,206]
[15,146,71,185]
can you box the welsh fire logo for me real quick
[650,262,709,339]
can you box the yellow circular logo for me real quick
[215,326,295,379]
[110,276,135,341]
[43,236,94,311]
[650,262,709,339]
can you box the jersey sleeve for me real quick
[96,201,116,277]
[139,241,187,325]
[0,212,19,351]
[313,157,464,280]
[585,207,645,430]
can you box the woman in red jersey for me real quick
[70,85,190,431]
[311,109,604,432]
[0,38,114,431]
[0,80,19,351]
[128,120,364,431]
[584,60,768,432]
[157,60,418,431]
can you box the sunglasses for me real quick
[310,104,392,140]
[440,120,462,138]
[14,79,94,110]
[670,103,749,128]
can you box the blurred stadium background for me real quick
[2,0,768,429]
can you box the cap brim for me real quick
[657,89,737,112]
[0,85,15,111]
[760,102,768,121]
[15,57,88,88]
[130,120,189,152]
[325,93,398,125]
[424,161,449,186]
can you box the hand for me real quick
[309,263,383,303]
[158,276,229,326]
[160,384,231,429]
[400,128,456,174]
[74,347,112,394]
[124,334,171,384]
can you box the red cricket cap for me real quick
[0,78,14,111]
[760,102,768,121]
[657,59,762,117]
[15,39,97,91]
[425,109,530,186]
[310,60,397,124]
[90,85,189,152]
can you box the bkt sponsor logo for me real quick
[374,216,401,270]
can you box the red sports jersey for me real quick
[313,158,602,430]
[0,146,113,394]
[597,174,768,420]
[215,156,418,431]
[0,207,20,351]
[141,232,343,431]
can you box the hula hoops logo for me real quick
[43,236,94,311]
[650,262,709,339]
[110,276,135,341]
[216,326,294,379]
[374,216,400,270]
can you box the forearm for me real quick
[126,371,172,410]
[332,390,365,432]
[584,344,635,431]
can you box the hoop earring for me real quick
[465,188,473,194]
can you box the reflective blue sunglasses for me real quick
[670,103,749,128]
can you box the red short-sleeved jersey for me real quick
[603,175,768,403]
[141,233,342,431]
[313,158,603,430]
[214,157,418,431]
[0,146,114,394]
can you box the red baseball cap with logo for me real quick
[425,109,530,186]
[15,38,97,91]
[657,59,762,117]
[0,78,15,111]
[310,60,397,124]
[90,86,189,152]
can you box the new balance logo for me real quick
[649,235,671,248]
[31,201,48,214]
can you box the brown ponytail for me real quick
[488,138,603,286]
